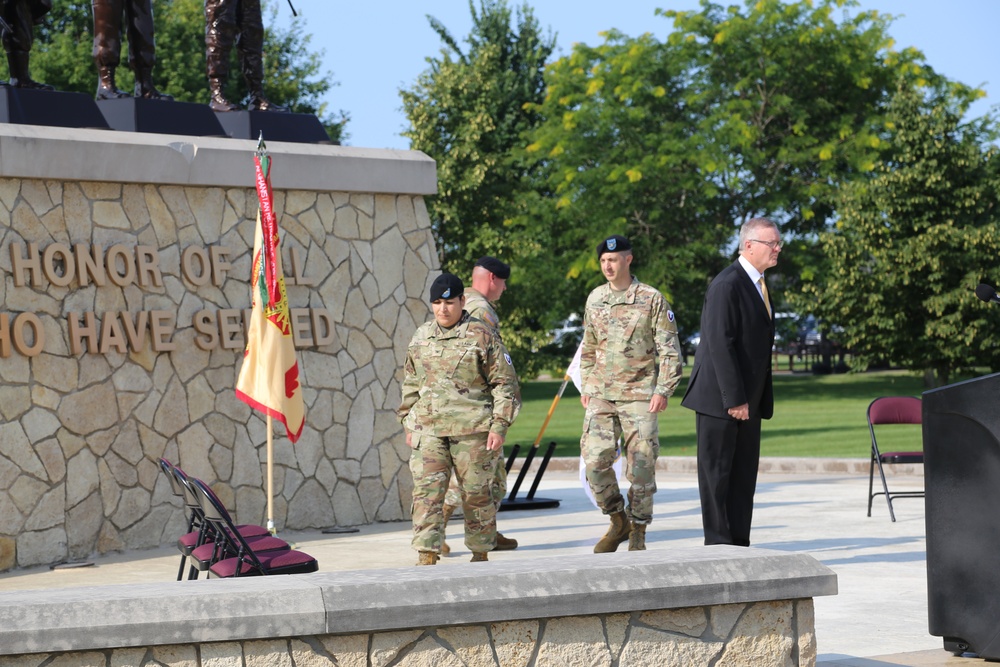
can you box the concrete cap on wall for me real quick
[0,124,438,196]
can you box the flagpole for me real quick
[266,415,275,534]
[236,133,305,537]
[532,375,571,447]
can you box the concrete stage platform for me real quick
[0,464,970,665]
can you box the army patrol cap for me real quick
[429,272,465,302]
[597,234,632,258]
[475,256,511,280]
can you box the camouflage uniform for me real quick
[464,288,500,332]
[580,277,682,524]
[443,287,505,510]
[399,311,519,554]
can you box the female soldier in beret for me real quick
[399,273,520,565]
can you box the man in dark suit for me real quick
[681,217,781,546]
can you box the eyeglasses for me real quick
[749,239,782,251]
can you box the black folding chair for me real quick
[168,465,270,579]
[191,478,318,577]
[867,396,924,522]
[158,458,210,581]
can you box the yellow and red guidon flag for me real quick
[235,142,305,442]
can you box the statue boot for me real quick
[243,53,286,112]
[7,51,53,90]
[205,23,238,111]
[594,509,631,553]
[247,92,287,113]
[95,66,129,100]
[134,68,173,101]
[208,77,238,112]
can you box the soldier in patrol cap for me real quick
[399,272,520,565]
[579,235,682,552]
[439,256,520,555]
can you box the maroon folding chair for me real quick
[169,466,270,579]
[191,478,318,577]
[159,458,211,581]
[867,396,924,521]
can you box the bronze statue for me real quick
[92,0,172,100]
[205,0,285,112]
[1,0,53,89]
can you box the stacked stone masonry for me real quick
[0,176,436,571]
[0,600,818,667]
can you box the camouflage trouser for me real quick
[581,397,659,524]
[409,432,500,553]
[443,450,507,511]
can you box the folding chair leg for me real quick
[867,455,876,518]
[176,555,187,582]
[876,457,897,522]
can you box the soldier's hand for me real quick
[486,432,505,451]
[580,395,590,409]
[406,431,414,448]
[648,395,667,413]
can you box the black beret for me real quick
[596,235,632,257]
[429,272,465,302]
[475,256,511,280]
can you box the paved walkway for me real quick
[0,465,976,665]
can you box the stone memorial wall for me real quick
[0,125,438,571]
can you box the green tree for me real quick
[803,84,1000,386]
[401,0,555,372]
[665,0,911,235]
[522,0,928,340]
[30,0,347,143]
[31,2,92,92]
[520,28,722,339]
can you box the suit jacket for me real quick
[681,260,774,420]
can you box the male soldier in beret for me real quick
[439,256,519,555]
[580,235,682,552]
[400,273,520,565]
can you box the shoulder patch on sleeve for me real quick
[504,353,513,367]
[667,310,675,322]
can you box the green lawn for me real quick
[504,370,926,459]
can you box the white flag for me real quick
[566,342,583,392]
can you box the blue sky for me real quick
[274,1,999,149]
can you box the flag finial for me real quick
[256,132,266,158]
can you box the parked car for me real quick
[683,331,701,356]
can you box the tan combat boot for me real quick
[470,552,488,562]
[628,523,647,551]
[495,531,518,550]
[594,510,631,553]
[440,504,455,556]
[416,551,438,566]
